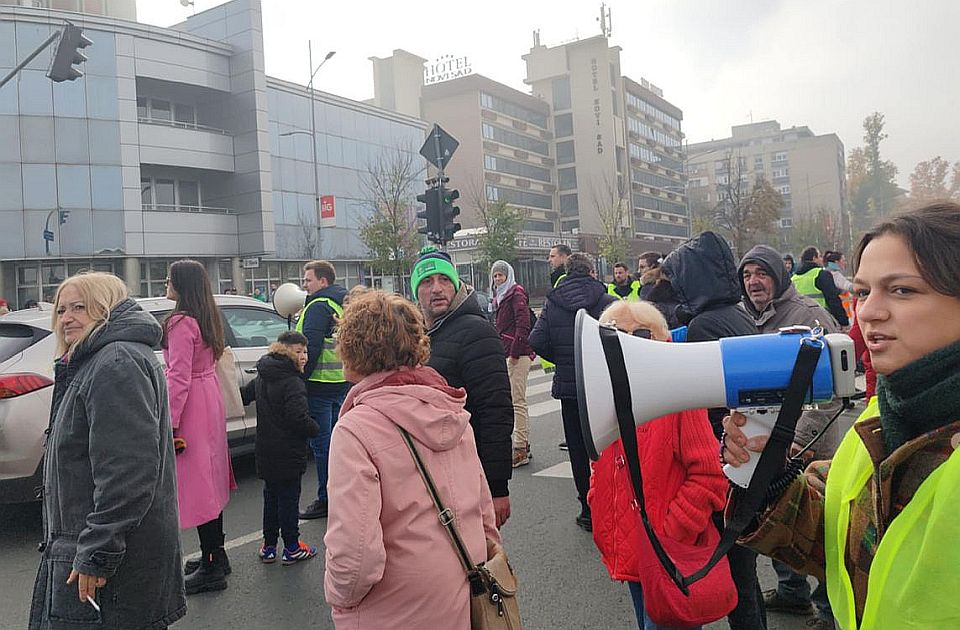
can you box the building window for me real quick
[754,155,764,170]
[155,179,175,206]
[556,140,575,165]
[560,193,579,217]
[558,167,578,191]
[479,91,547,128]
[178,180,200,208]
[525,219,555,233]
[777,185,791,195]
[772,167,789,179]
[483,154,551,182]
[552,76,572,110]
[485,185,552,210]
[480,123,549,156]
[141,176,204,212]
[174,104,197,127]
[561,220,580,232]
[780,217,793,228]
[772,151,788,163]
[554,113,574,138]
[151,100,172,122]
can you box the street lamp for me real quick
[280,44,335,256]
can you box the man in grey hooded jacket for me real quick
[737,244,841,628]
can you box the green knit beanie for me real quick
[410,252,460,301]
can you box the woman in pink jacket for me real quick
[324,290,501,629]
[163,259,236,595]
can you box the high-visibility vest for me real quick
[824,396,960,629]
[791,268,826,308]
[840,291,854,322]
[295,296,345,383]
[607,280,641,301]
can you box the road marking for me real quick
[184,519,311,560]
[528,399,561,417]
[525,380,553,397]
[532,462,573,478]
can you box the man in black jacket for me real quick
[792,246,849,327]
[411,249,513,527]
[661,232,768,630]
[529,253,616,532]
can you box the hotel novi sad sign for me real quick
[424,55,472,86]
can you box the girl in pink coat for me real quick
[324,290,501,630]
[163,259,236,595]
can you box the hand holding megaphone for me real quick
[721,411,769,467]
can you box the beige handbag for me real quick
[216,346,245,419]
[397,426,522,630]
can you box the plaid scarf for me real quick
[877,339,960,453]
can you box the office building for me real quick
[686,120,846,237]
[0,0,427,307]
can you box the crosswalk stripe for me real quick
[532,462,573,478]
[527,399,561,417]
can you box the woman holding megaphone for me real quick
[723,202,960,630]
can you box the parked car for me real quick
[0,295,291,504]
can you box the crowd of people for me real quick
[23,200,960,629]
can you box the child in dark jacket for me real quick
[241,331,321,565]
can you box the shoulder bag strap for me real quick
[396,425,477,576]
[598,325,821,593]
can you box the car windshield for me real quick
[0,324,49,364]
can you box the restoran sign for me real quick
[424,54,473,86]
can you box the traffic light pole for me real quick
[0,30,61,90]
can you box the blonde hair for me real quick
[337,290,430,377]
[599,300,670,342]
[52,272,129,357]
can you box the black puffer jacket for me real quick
[662,231,756,343]
[794,260,848,326]
[529,273,617,400]
[427,284,513,497]
[242,345,320,481]
[662,232,756,437]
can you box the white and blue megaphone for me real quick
[574,310,857,488]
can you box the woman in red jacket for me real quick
[588,300,729,630]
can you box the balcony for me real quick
[138,119,235,172]
[142,203,234,215]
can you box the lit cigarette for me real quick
[86,596,101,613]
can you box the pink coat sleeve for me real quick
[164,315,197,430]
[662,409,728,544]
[323,422,386,610]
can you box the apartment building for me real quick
[686,120,846,236]
[523,34,689,248]
[0,0,426,306]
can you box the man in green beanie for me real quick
[411,249,514,528]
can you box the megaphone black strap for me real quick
[597,326,822,593]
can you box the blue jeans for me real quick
[308,392,346,502]
[627,581,701,630]
[262,477,301,549]
[773,559,833,620]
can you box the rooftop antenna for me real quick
[532,29,541,47]
[598,3,612,38]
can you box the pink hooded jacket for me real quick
[324,366,500,630]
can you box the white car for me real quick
[0,295,292,504]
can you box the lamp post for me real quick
[280,44,335,257]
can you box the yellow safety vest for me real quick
[607,280,641,301]
[792,268,826,308]
[824,396,960,629]
[295,296,345,383]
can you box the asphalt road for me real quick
[1,367,856,629]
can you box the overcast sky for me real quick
[138,0,960,187]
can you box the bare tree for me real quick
[295,209,319,259]
[590,174,630,270]
[359,144,425,296]
[714,152,782,256]
[466,178,526,271]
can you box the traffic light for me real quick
[416,185,442,242]
[47,23,93,83]
[439,184,461,243]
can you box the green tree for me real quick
[359,146,424,296]
[591,175,630,270]
[847,112,900,233]
[475,199,525,270]
[787,206,842,255]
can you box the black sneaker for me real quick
[762,589,814,615]
[558,441,569,451]
[299,499,328,520]
[184,549,232,576]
